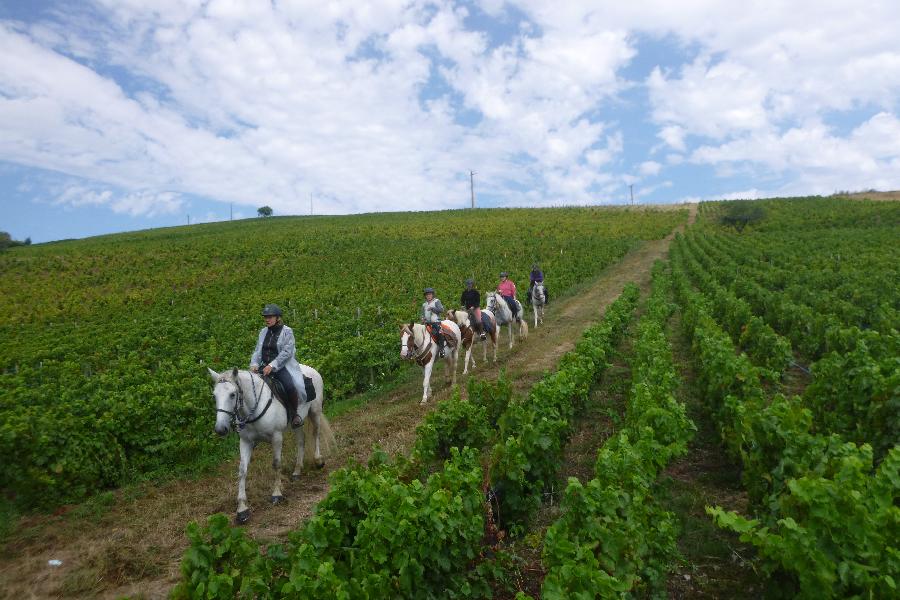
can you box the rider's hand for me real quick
[262,365,273,376]
[250,365,258,373]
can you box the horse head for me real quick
[208,367,240,436]
[399,322,416,359]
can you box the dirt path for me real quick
[1,206,695,600]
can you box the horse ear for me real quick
[231,367,239,379]
[207,367,220,382]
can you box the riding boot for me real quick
[436,332,446,358]
[290,389,303,428]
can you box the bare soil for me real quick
[0,207,695,599]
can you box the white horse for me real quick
[531,282,546,327]
[449,309,498,370]
[485,291,529,349]
[208,366,334,524]
[400,321,461,404]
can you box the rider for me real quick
[460,278,485,340]
[421,287,447,357]
[497,271,520,322]
[528,263,546,304]
[250,303,307,428]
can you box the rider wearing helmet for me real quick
[460,278,485,340]
[497,271,520,322]
[250,303,307,428]
[421,287,447,357]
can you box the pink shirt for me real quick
[497,279,516,296]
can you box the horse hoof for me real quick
[236,510,251,524]
[271,495,285,505]
[315,460,325,470]
[290,473,301,482]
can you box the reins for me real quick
[401,325,433,365]
[216,371,274,431]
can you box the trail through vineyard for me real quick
[2,206,695,600]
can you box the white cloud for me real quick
[638,161,662,176]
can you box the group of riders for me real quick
[421,263,548,359]
[248,264,547,429]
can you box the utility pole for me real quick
[630,184,634,205]
[310,192,313,216]
[470,170,476,208]
[229,203,233,220]
[187,214,190,225]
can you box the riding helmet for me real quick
[499,271,508,277]
[261,303,283,317]
[424,287,435,295]
[465,278,474,287]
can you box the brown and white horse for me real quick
[449,309,498,371]
[400,321,461,404]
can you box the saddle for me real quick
[265,375,317,403]
[426,323,458,348]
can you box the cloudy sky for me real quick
[1,0,899,242]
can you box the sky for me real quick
[1,1,899,243]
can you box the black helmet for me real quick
[499,271,508,277]
[261,303,283,317]
[423,287,435,295]
[465,278,474,287]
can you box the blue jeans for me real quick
[502,295,518,317]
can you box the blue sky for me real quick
[1,0,899,243]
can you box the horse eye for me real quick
[230,392,235,398]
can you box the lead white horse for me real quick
[531,282,546,327]
[485,291,529,349]
[400,321,461,403]
[208,365,334,524]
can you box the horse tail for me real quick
[304,414,337,463]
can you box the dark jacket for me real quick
[461,289,481,309]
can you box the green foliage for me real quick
[0,207,685,510]
[540,262,691,597]
[489,284,640,531]
[671,199,900,597]
[718,201,766,231]
[411,389,492,464]
[710,446,900,599]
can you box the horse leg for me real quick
[508,323,513,349]
[450,347,458,386]
[291,420,304,481]
[236,437,253,524]
[270,431,285,505]
[313,408,324,469]
[422,360,434,404]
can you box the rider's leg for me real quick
[274,369,303,428]
[434,323,446,357]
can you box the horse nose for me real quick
[215,424,228,436]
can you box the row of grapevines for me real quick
[681,208,898,459]
[539,261,694,598]
[671,250,900,598]
[674,234,793,375]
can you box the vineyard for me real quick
[0,207,683,512]
[173,196,899,599]
[2,196,898,599]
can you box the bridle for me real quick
[400,325,431,364]
[214,371,271,431]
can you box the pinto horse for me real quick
[208,366,334,524]
[485,291,529,349]
[449,308,498,370]
[531,282,546,327]
[400,321,461,404]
